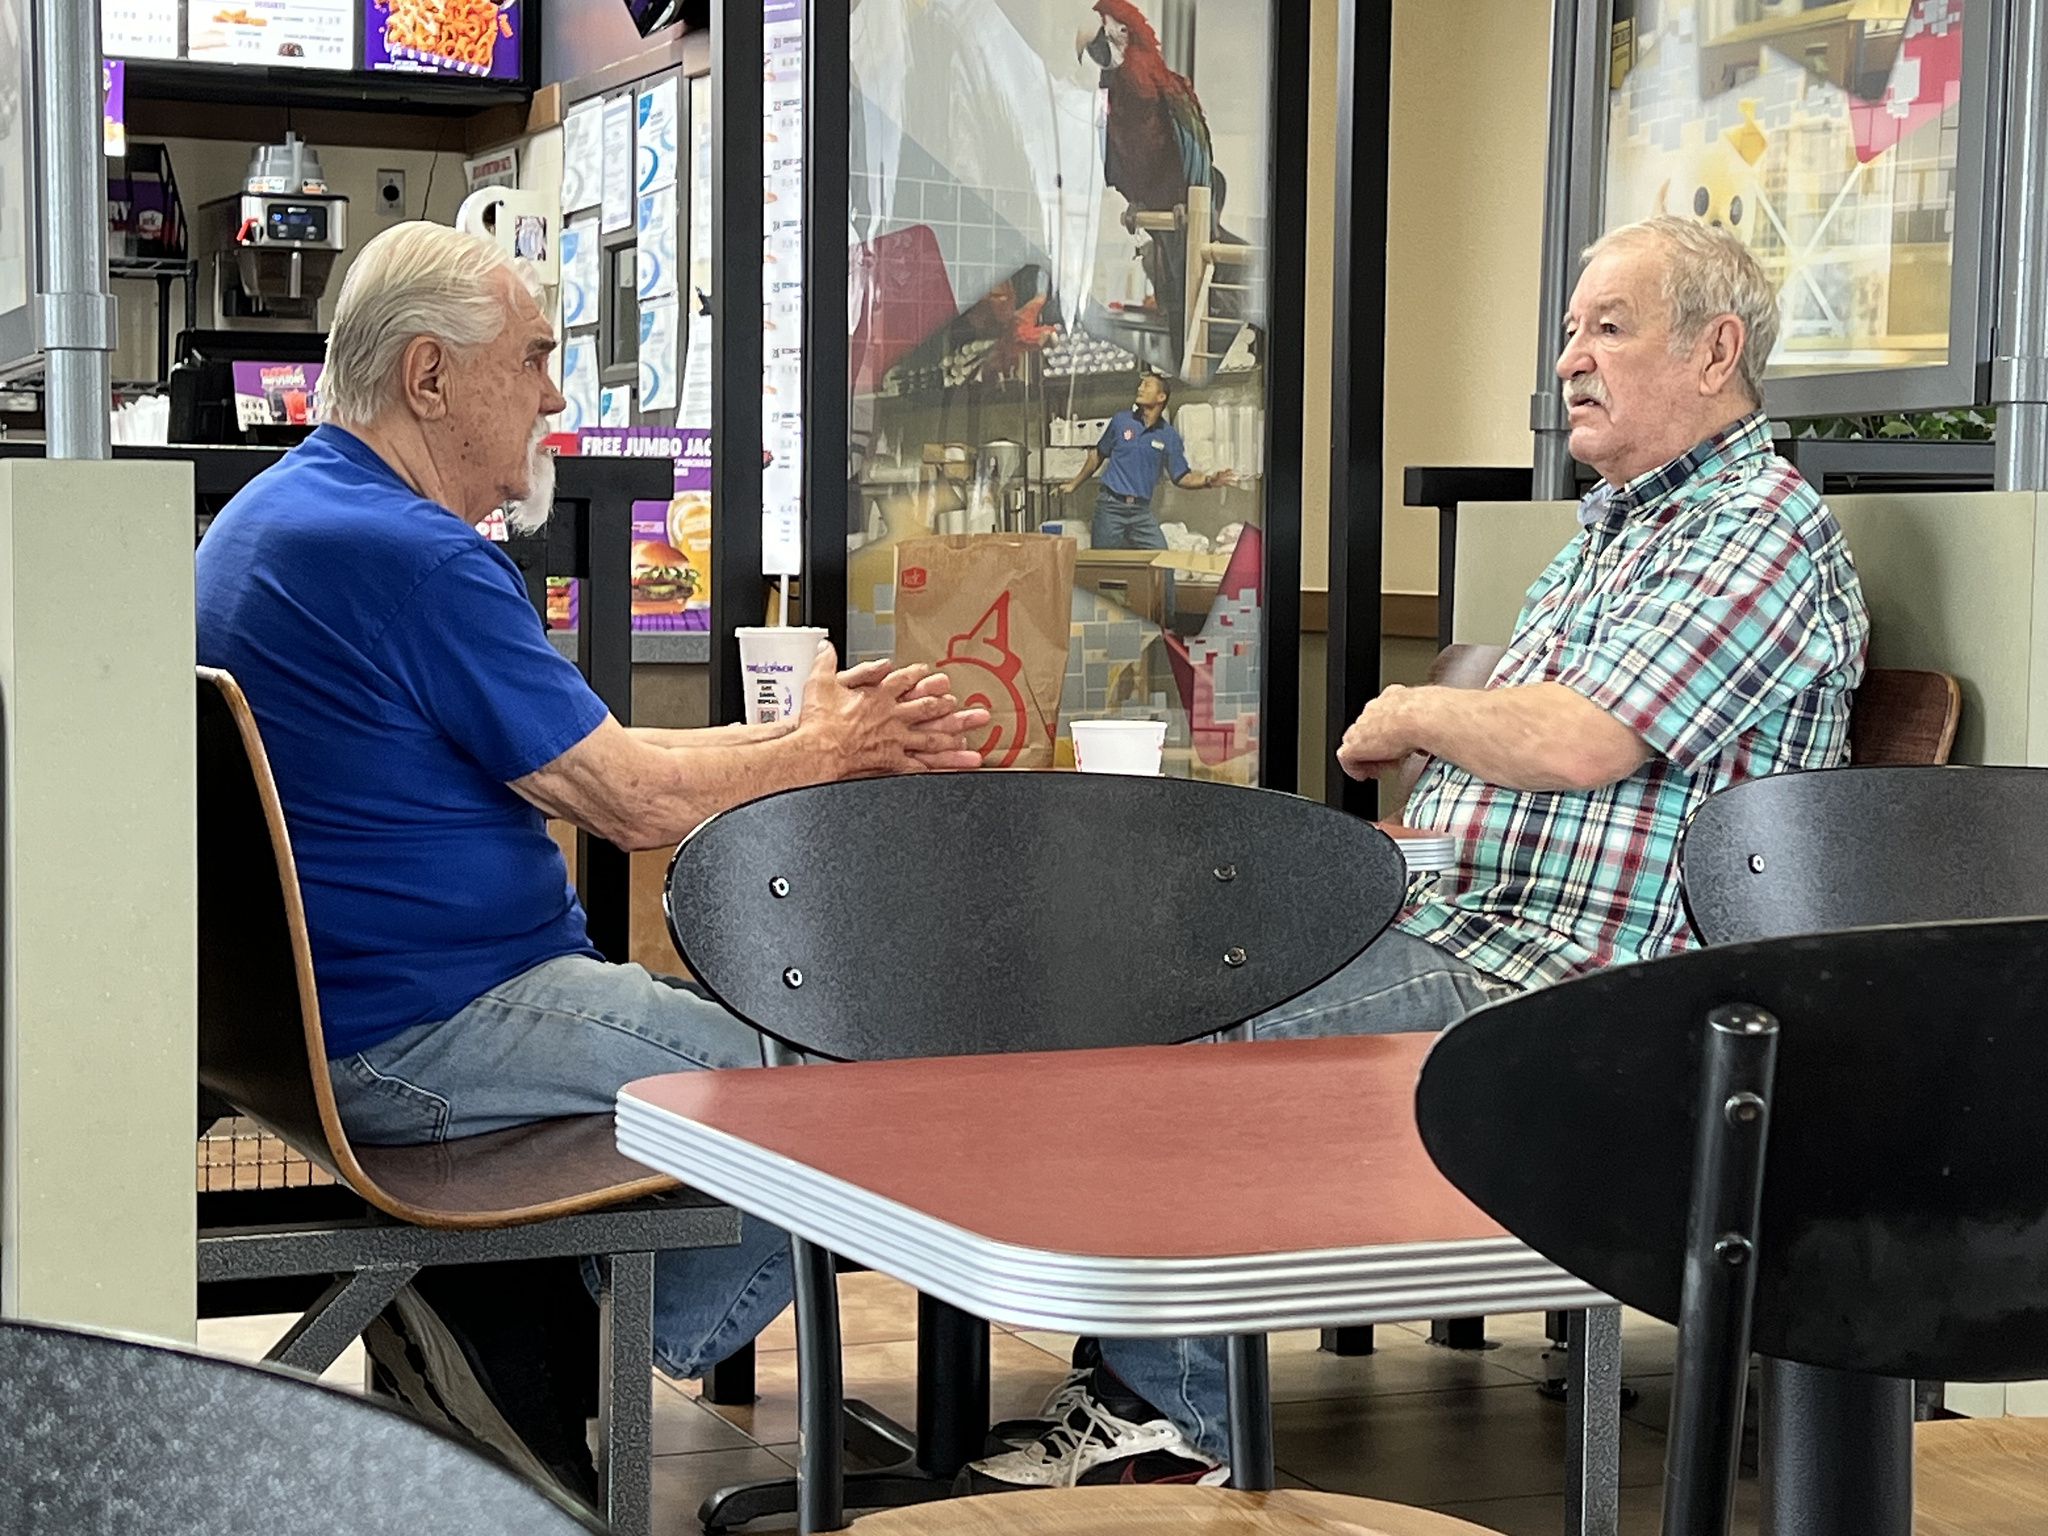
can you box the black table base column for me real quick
[913,1293,989,1480]
[1759,1357,1913,1536]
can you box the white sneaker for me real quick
[988,1367,1096,1448]
[959,1385,1229,1492]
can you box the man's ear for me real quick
[398,335,451,421]
[1698,313,1746,398]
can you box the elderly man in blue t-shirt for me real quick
[1058,372,1235,549]
[195,222,986,1493]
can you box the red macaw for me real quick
[1078,0,1237,370]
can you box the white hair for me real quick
[1583,215,1781,407]
[319,222,540,428]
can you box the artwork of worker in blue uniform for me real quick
[1059,373,1236,550]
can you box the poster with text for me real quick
[600,92,634,234]
[232,361,323,428]
[365,0,522,79]
[637,75,679,196]
[636,185,678,302]
[560,334,599,432]
[560,217,600,328]
[561,100,603,212]
[187,0,354,69]
[638,296,680,410]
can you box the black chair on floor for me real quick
[664,771,1409,1533]
[1415,915,2048,1536]
[1680,763,2048,1536]
[0,1318,607,1534]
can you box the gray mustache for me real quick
[1563,379,1609,408]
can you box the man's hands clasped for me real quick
[801,644,989,777]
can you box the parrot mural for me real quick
[1078,0,1240,371]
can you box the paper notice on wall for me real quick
[561,100,603,213]
[635,185,677,301]
[600,93,634,234]
[680,311,711,428]
[600,385,633,427]
[464,148,519,192]
[636,75,679,196]
[638,295,680,411]
[560,216,600,328]
[560,334,600,432]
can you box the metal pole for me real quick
[1663,1004,1780,1536]
[1323,0,1392,818]
[801,0,849,655]
[710,0,766,722]
[1759,1358,1913,1536]
[1532,0,1608,498]
[33,0,114,460]
[1995,0,2048,490]
[1258,0,1309,795]
[1563,1305,1623,1536]
[1224,1333,1275,1491]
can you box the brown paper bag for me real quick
[893,533,1077,769]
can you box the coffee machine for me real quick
[197,134,350,331]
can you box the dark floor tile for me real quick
[1271,1381,1667,1505]
[1432,1467,1759,1535]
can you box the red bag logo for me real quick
[940,592,1030,768]
[900,567,928,591]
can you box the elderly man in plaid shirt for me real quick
[964,214,1870,1494]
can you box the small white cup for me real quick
[736,626,830,725]
[1070,719,1167,776]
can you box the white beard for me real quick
[502,436,557,536]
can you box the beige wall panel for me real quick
[0,460,197,1341]
[1452,491,2048,769]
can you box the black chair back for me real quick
[1416,916,2048,1384]
[666,773,1406,1060]
[1418,917,2048,1534]
[0,1319,607,1533]
[1680,765,2048,943]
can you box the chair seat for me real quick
[1915,1415,2048,1536]
[349,1113,677,1229]
[848,1487,1500,1534]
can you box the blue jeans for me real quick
[329,956,793,1380]
[1096,929,1509,1460]
[329,932,1501,1444]
[1091,486,1167,550]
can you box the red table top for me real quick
[621,1033,1505,1261]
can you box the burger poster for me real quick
[549,426,710,634]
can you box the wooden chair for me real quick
[0,1317,607,1534]
[1682,763,2048,1536]
[196,667,739,1536]
[1848,667,1962,765]
[664,772,1412,1533]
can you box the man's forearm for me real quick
[1398,683,1649,792]
[629,722,789,750]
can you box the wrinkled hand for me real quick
[1336,687,1421,783]
[803,644,988,776]
[1212,469,1238,489]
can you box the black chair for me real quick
[1680,763,2048,1536]
[0,1318,607,1534]
[1415,915,2048,1536]
[665,772,1408,1533]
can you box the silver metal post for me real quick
[32,0,114,460]
[1532,0,1611,499]
[1564,1305,1623,1536]
[1531,0,1580,498]
[1995,0,2048,490]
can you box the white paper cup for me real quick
[737,626,829,725]
[1070,719,1167,776]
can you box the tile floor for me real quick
[198,1275,1759,1534]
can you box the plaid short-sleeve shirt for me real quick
[1396,412,1869,990]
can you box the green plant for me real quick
[1789,408,1996,441]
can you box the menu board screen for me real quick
[187,1,355,69]
[365,0,522,79]
[104,1,181,59]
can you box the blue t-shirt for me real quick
[195,426,610,1058]
[1096,409,1191,500]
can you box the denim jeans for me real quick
[1096,929,1510,1460]
[1091,486,1167,550]
[329,931,1502,1443]
[328,955,793,1381]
